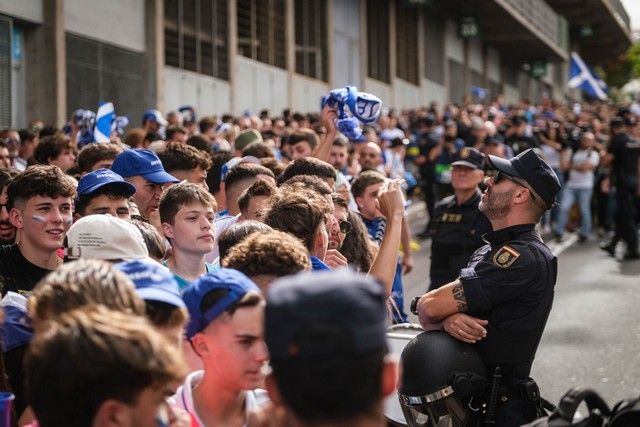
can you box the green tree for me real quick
[603,43,640,89]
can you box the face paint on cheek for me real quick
[31,215,46,222]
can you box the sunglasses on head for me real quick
[494,171,537,201]
[338,219,352,234]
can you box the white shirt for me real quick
[565,149,599,189]
[171,370,270,427]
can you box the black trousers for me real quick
[615,187,639,254]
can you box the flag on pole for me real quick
[94,101,115,143]
[568,52,608,101]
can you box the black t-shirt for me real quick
[609,133,640,190]
[418,131,440,179]
[0,244,51,296]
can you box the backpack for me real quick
[608,396,640,427]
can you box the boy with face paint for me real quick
[0,165,76,296]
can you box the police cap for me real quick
[451,147,485,170]
[488,149,561,209]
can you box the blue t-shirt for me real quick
[163,261,219,291]
[310,256,332,272]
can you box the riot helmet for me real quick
[399,331,487,427]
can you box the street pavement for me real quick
[402,202,640,407]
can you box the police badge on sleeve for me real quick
[492,245,520,268]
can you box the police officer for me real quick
[428,147,492,290]
[600,116,640,260]
[412,149,561,426]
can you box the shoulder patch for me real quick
[492,245,520,268]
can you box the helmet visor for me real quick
[399,387,470,427]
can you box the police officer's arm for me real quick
[416,279,468,326]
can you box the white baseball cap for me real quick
[65,215,149,261]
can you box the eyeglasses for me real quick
[494,171,537,201]
[338,219,352,235]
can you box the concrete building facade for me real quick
[0,0,632,129]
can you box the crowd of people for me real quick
[0,92,637,426]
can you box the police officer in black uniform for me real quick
[411,149,561,426]
[600,116,640,259]
[428,147,492,290]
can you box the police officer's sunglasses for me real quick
[493,171,537,201]
[338,219,352,234]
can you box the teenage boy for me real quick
[33,134,77,173]
[175,269,269,426]
[116,258,189,349]
[157,142,212,190]
[258,270,394,427]
[76,142,124,175]
[111,148,179,221]
[74,168,136,219]
[264,190,334,272]
[0,165,76,295]
[160,181,218,289]
[26,306,187,427]
[352,170,408,323]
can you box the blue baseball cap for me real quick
[142,109,168,127]
[115,259,185,309]
[111,149,179,184]
[265,269,387,361]
[183,269,260,339]
[77,168,136,197]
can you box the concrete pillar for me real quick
[286,0,295,109]
[144,0,163,111]
[25,0,65,126]
[228,0,238,114]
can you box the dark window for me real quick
[424,11,445,85]
[489,80,501,99]
[0,18,10,127]
[294,0,327,81]
[366,0,389,83]
[66,34,144,126]
[237,0,286,69]
[395,3,418,85]
[504,63,518,87]
[164,0,229,80]
[471,70,483,88]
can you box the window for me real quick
[164,0,229,80]
[395,3,419,85]
[237,0,286,69]
[424,11,445,85]
[294,0,327,81]
[366,0,390,83]
[66,35,144,126]
[448,59,464,104]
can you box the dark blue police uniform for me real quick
[461,149,560,426]
[429,147,492,290]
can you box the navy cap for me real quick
[183,269,260,339]
[451,147,485,170]
[77,168,136,197]
[265,269,387,361]
[488,149,561,209]
[111,149,179,184]
[115,259,185,309]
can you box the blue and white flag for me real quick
[568,52,608,101]
[94,101,115,143]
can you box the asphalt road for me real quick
[402,202,640,407]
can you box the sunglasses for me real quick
[338,219,352,234]
[494,171,537,201]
